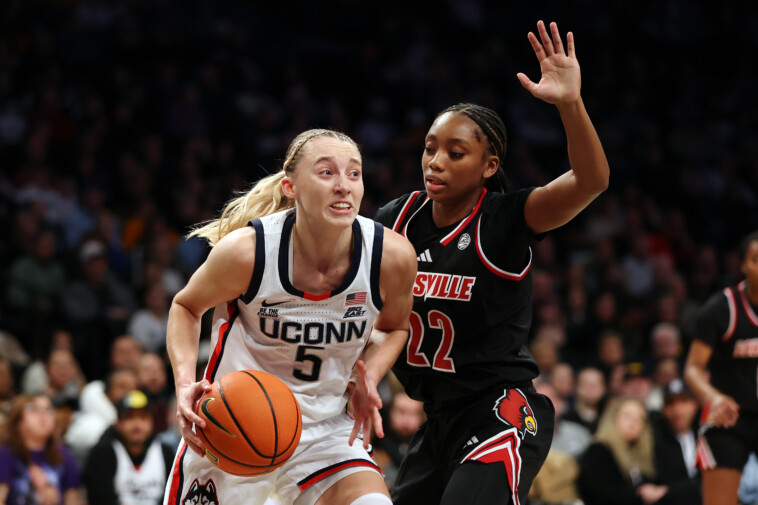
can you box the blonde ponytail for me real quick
[188,128,360,247]
[188,171,292,246]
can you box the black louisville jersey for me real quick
[375,188,540,404]
[694,280,758,413]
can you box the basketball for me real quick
[196,370,302,476]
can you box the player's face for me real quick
[287,137,363,228]
[422,112,498,204]
[742,239,758,286]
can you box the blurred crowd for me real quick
[1,0,757,504]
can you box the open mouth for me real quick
[425,176,445,191]
[330,202,353,213]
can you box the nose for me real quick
[334,173,350,194]
[427,151,443,172]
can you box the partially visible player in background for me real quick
[685,230,758,505]
[375,20,609,505]
[164,129,417,505]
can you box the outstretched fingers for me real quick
[549,22,564,55]
[566,31,576,58]
[537,20,555,55]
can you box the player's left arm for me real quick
[348,229,417,448]
[518,21,610,235]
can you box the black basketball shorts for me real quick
[697,412,758,471]
[391,383,554,505]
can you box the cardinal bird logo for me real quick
[494,388,537,437]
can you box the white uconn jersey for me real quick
[203,209,384,424]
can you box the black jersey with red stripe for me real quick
[375,188,540,404]
[694,280,758,413]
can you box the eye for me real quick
[319,168,333,176]
[424,147,434,154]
[450,151,464,160]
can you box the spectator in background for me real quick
[84,390,175,505]
[561,366,606,435]
[372,391,424,491]
[595,330,626,379]
[548,363,575,417]
[0,358,14,438]
[108,335,143,373]
[621,362,654,403]
[622,233,656,300]
[578,397,681,505]
[0,394,82,505]
[127,282,169,354]
[649,379,701,504]
[60,238,137,380]
[4,229,65,360]
[64,368,138,466]
[136,353,170,434]
[649,323,683,365]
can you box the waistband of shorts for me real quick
[423,381,534,417]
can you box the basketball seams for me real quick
[218,377,273,461]
[241,370,279,471]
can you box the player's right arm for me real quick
[167,226,256,455]
[683,291,740,428]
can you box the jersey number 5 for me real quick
[406,310,456,372]
[294,345,323,381]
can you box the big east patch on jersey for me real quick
[494,389,537,437]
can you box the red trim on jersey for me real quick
[402,197,430,238]
[304,291,332,301]
[737,280,758,327]
[392,191,422,233]
[204,302,237,382]
[440,188,487,246]
[474,216,531,280]
[167,443,187,505]
[297,460,383,491]
[696,433,717,471]
[722,287,737,341]
[462,429,522,505]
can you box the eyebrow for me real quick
[425,134,471,146]
[313,156,362,165]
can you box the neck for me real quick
[124,440,146,458]
[431,187,483,228]
[292,219,353,274]
[746,280,758,306]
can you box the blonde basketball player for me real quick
[163,129,417,505]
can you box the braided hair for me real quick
[438,103,508,193]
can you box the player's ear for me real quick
[483,156,499,180]
[281,175,297,200]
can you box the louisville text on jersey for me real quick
[733,338,758,358]
[259,318,367,345]
[413,271,476,301]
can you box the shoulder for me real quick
[375,191,427,228]
[381,229,417,269]
[206,226,257,270]
[378,228,417,293]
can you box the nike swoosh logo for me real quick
[261,299,289,307]
[201,398,236,437]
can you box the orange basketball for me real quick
[196,370,302,476]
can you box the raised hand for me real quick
[517,20,581,105]
[348,360,384,450]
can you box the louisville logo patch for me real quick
[494,388,537,437]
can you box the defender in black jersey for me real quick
[685,230,758,505]
[375,21,609,505]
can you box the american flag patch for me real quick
[346,292,367,306]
